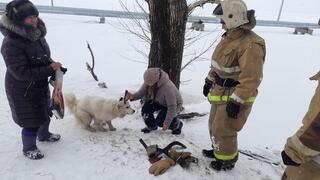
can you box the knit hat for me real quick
[6,0,39,22]
[143,68,161,86]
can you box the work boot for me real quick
[23,148,44,160]
[38,133,61,142]
[210,154,238,171]
[172,122,183,135]
[202,149,215,158]
[141,126,157,133]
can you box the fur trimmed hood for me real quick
[0,15,46,42]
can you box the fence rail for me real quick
[0,3,319,29]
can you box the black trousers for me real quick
[141,100,179,130]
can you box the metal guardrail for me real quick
[0,3,319,29]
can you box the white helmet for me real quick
[213,0,249,29]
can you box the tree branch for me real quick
[181,29,222,72]
[188,0,216,14]
[177,112,207,120]
[86,41,99,81]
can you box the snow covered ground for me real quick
[0,1,320,180]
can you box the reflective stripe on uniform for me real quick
[211,60,240,73]
[207,93,256,103]
[214,151,238,161]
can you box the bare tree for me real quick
[117,0,217,88]
[145,0,216,89]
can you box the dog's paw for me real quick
[109,127,117,131]
[99,128,108,132]
[87,127,97,132]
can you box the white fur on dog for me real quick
[64,93,135,132]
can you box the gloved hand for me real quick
[169,149,198,168]
[281,150,300,166]
[149,159,175,176]
[203,78,213,97]
[60,67,67,74]
[49,66,67,82]
[226,100,240,119]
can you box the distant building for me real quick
[191,20,204,31]
[293,27,313,35]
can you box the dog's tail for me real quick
[64,92,78,114]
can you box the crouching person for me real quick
[281,72,320,180]
[126,68,183,135]
[0,0,64,160]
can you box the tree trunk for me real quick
[147,0,188,89]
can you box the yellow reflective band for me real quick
[207,94,255,103]
[214,151,238,161]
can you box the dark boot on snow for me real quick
[202,149,215,158]
[38,119,61,142]
[171,121,183,135]
[22,128,44,160]
[141,126,157,133]
[210,154,238,171]
[38,133,61,142]
[23,149,44,160]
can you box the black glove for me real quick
[60,67,67,74]
[281,151,300,166]
[226,100,240,119]
[203,78,213,97]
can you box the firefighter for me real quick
[281,72,320,180]
[202,0,266,171]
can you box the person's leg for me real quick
[154,104,167,127]
[203,104,218,158]
[210,104,252,171]
[284,161,320,180]
[141,100,158,133]
[37,117,60,142]
[38,89,60,142]
[22,127,44,160]
[153,104,183,135]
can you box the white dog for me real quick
[64,93,135,132]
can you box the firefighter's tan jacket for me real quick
[284,72,320,166]
[207,18,266,105]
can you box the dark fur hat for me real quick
[6,0,39,22]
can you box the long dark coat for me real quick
[0,15,54,128]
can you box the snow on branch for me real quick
[188,0,217,14]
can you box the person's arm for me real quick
[2,43,55,81]
[163,91,177,130]
[131,83,148,101]
[230,42,265,103]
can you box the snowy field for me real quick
[0,1,320,180]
